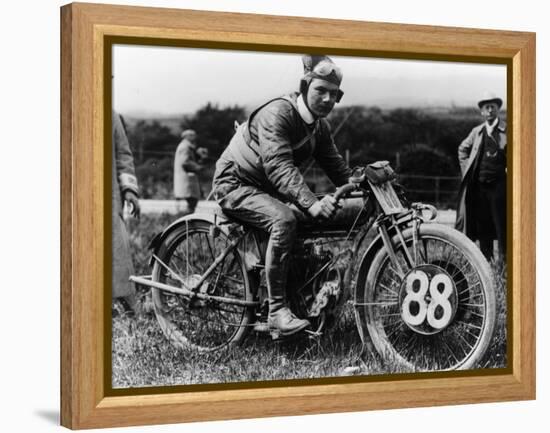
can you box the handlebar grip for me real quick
[333,183,358,202]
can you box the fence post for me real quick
[435,177,440,207]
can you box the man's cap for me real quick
[302,55,343,86]
[181,129,197,139]
[478,91,503,109]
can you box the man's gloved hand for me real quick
[307,195,337,219]
[123,190,141,219]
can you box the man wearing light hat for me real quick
[212,55,351,337]
[173,129,208,214]
[455,92,507,261]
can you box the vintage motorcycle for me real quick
[130,161,496,371]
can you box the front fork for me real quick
[374,203,437,278]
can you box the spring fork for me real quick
[412,214,420,266]
[392,215,415,269]
[376,222,404,278]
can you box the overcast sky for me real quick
[113,44,507,116]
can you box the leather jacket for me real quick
[213,93,351,210]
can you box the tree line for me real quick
[123,102,502,206]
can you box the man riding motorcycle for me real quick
[212,55,352,338]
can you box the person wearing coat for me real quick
[173,129,207,214]
[112,111,141,314]
[455,92,507,261]
[212,55,351,338]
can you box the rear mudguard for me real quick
[148,212,230,266]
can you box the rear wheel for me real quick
[358,223,496,371]
[151,219,254,352]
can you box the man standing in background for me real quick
[173,129,208,214]
[456,92,507,262]
[112,110,141,315]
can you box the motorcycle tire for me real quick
[358,223,496,371]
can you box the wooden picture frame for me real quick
[60,2,535,429]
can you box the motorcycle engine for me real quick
[288,241,343,333]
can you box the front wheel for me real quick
[151,219,254,352]
[358,223,496,371]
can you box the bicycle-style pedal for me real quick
[253,321,269,333]
[270,330,281,341]
[305,329,323,340]
[269,327,311,341]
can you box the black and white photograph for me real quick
[5,0,549,431]
[110,45,508,389]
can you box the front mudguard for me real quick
[352,231,385,347]
[352,217,416,346]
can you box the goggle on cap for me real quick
[302,55,343,86]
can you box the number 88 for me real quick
[401,270,453,330]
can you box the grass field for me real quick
[111,214,508,388]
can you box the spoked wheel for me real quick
[151,219,254,352]
[360,223,496,371]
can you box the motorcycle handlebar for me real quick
[333,183,359,202]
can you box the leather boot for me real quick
[268,297,310,339]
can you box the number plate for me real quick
[399,265,458,335]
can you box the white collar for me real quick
[485,117,499,135]
[297,94,316,125]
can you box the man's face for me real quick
[306,78,340,118]
[480,102,500,122]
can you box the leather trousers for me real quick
[217,185,296,301]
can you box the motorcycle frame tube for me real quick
[129,275,260,308]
